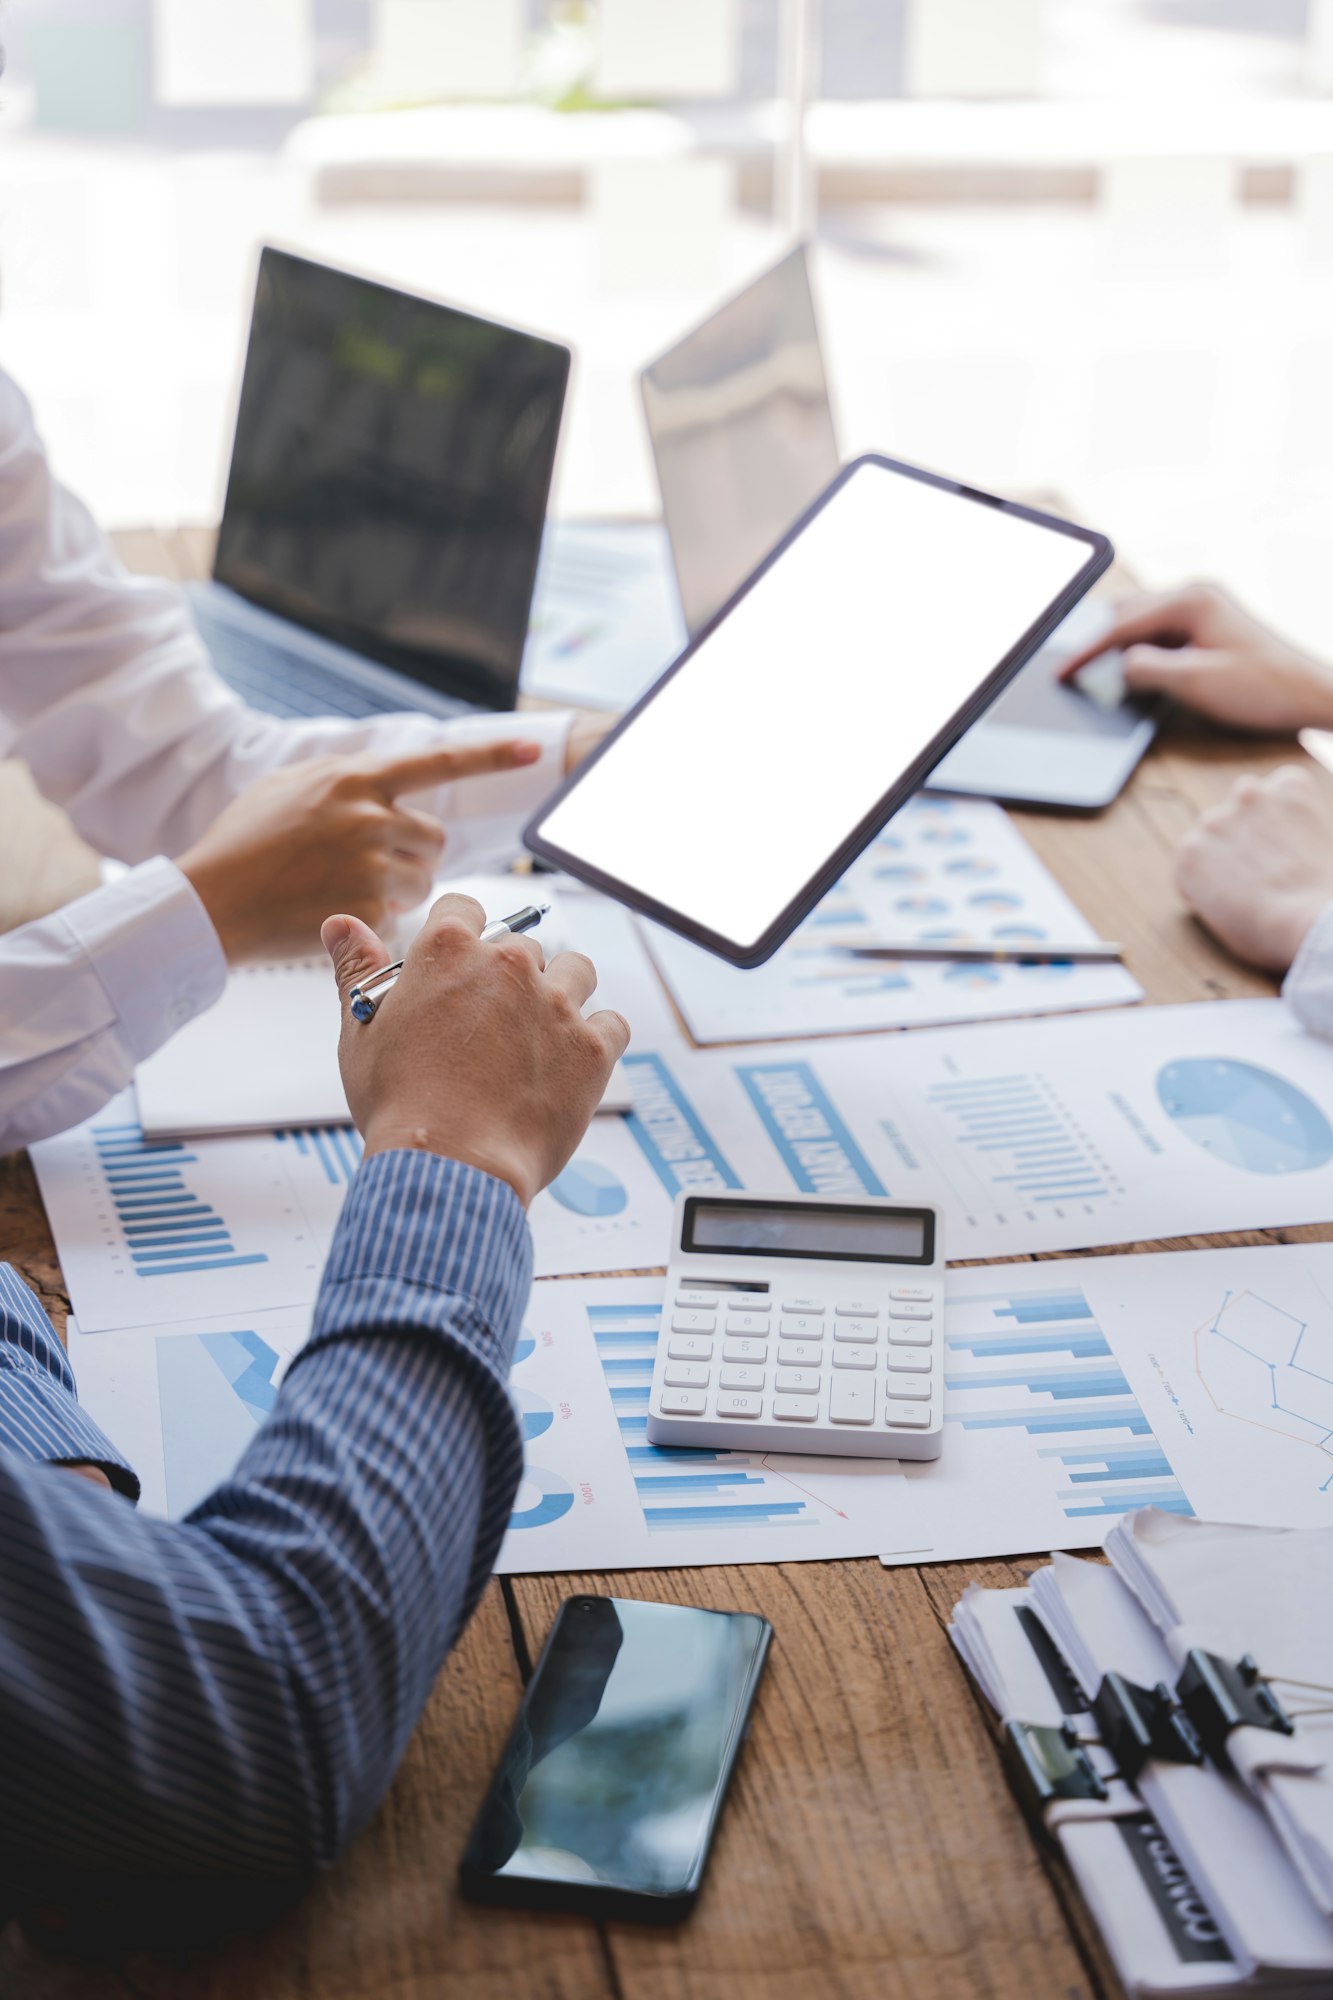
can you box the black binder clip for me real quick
[1093,1672,1203,1783]
[1176,1651,1294,1768]
[1005,1719,1108,1820]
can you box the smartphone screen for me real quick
[461,1596,771,1916]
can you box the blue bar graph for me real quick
[586,1304,820,1536]
[91,1123,269,1281]
[924,1073,1121,1208]
[276,1125,362,1186]
[943,1280,1192,1523]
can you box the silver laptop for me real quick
[190,247,570,723]
[527,245,1155,811]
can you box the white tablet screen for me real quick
[534,461,1095,954]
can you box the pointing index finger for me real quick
[371,739,543,798]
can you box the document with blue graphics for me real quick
[642,794,1141,1044]
[887,1240,1333,1571]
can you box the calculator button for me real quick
[884,1399,931,1427]
[727,1294,771,1310]
[779,1315,823,1339]
[888,1348,934,1373]
[671,1310,716,1333]
[830,1376,876,1424]
[774,1367,820,1395]
[836,1300,879,1318]
[668,1335,714,1361]
[778,1340,822,1367]
[726,1311,768,1336]
[833,1319,878,1344]
[892,1374,932,1400]
[773,1395,819,1421]
[782,1297,825,1313]
[676,1291,720,1311]
[889,1303,933,1321]
[715,1392,763,1419]
[832,1346,876,1371]
[665,1362,710,1389]
[887,1322,932,1347]
[660,1389,707,1415]
[719,1365,766,1391]
[723,1337,768,1363]
[890,1286,934,1302]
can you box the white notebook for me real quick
[135,878,631,1137]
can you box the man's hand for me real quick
[180,740,541,962]
[1060,583,1333,733]
[1175,763,1333,973]
[322,892,630,1206]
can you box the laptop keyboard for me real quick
[209,623,412,721]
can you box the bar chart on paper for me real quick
[31,1089,329,1332]
[496,1279,919,1573]
[885,1265,1192,1568]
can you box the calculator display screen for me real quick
[683,1198,932,1264]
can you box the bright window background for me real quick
[1,0,1331,658]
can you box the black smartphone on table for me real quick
[460,1594,772,1921]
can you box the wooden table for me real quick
[3,530,1330,2000]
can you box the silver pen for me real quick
[349,902,551,1022]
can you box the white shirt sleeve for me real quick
[0,860,227,1154]
[1282,901,1333,1041]
[0,366,573,868]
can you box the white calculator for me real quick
[646,1191,944,1461]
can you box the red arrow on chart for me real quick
[758,1456,850,1518]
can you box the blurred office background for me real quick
[1,1,1331,653]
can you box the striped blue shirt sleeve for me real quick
[0,1150,529,1940]
[0,1264,141,1498]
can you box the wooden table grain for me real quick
[2,526,1329,2000]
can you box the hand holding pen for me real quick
[322,892,630,1205]
[347,902,552,1021]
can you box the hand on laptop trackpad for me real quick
[1068,648,1127,713]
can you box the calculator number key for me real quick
[664,1362,710,1389]
[659,1389,707,1416]
[672,1310,716,1334]
[719,1364,766,1391]
[774,1367,820,1396]
[723,1337,768,1363]
[668,1335,714,1361]
[715,1391,763,1419]
[726,1311,769,1336]
[778,1340,822,1367]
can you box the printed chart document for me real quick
[642,794,1142,1044]
[886,1241,1333,1570]
[68,1306,313,1519]
[494,1278,922,1572]
[600,998,1333,1269]
[67,1279,923,1570]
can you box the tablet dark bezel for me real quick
[522,452,1113,969]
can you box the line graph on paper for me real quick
[1193,1288,1333,1493]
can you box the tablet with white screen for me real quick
[524,455,1111,967]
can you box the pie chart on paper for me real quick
[509,1466,575,1530]
[1156,1058,1333,1175]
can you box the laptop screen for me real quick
[641,244,840,637]
[214,248,570,711]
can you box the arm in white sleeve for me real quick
[0,368,572,864]
[1282,901,1333,1041]
[0,861,226,1154]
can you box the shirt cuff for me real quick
[299,1150,533,1379]
[57,857,227,1066]
[1282,899,1333,1039]
[0,1266,140,1500]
